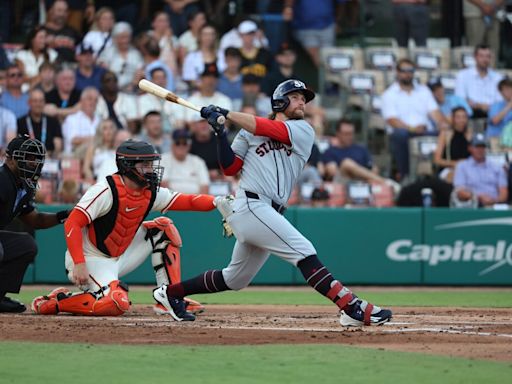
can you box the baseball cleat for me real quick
[339,298,392,327]
[152,285,195,321]
[31,287,72,315]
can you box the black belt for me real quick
[245,191,286,214]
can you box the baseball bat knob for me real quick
[217,115,226,125]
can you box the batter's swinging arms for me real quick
[153,79,392,326]
[32,139,225,319]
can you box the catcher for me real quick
[32,139,226,319]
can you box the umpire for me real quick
[0,135,69,313]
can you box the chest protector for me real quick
[88,174,156,257]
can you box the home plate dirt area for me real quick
[1,304,511,362]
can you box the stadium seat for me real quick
[323,182,346,207]
[451,46,477,69]
[365,46,407,71]
[430,70,458,94]
[61,158,82,181]
[370,182,395,207]
[409,47,450,71]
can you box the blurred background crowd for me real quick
[0,0,512,209]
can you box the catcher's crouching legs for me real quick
[31,280,130,316]
[143,217,204,314]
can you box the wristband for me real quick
[56,209,70,224]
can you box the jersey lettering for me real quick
[255,140,292,157]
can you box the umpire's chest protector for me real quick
[88,174,156,257]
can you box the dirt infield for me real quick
[1,304,511,362]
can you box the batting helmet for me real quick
[271,79,315,112]
[116,139,163,189]
[6,135,46,189]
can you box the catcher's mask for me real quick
[6,135,46,189]
[271,79,315,113]
[116,139,163,190]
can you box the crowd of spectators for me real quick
[0,0,511,210]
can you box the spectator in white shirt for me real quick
[177,10,207,67]
[455,44,503,118]
[15,26,58,87]
[97,22,144,92]
[381,58,448,180]
[136,111,172,155]
[82,7,115,58]
[161,128,210,194]
[61,87,100,157]
[182,24,221,87]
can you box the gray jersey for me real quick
[231,119,314,205]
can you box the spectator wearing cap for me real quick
[136,111,171,155]
[452,133,508,207]
[161,128,210,194]
[43,0,80,63]
[428,77,472,124]
[14,26,58,87]
[182,24,221,87]
[17,89,63,158]
[43,66,82,122]
[381,58,448,180]
[141,35,175,92]
[177,10,207,67]
[241,74,271,117]
[217,18,269,70]
[289,0,344,67]
[433,107,472,183]
[455,44,503,119]
[183,63,232,122]
[96,71,139,133]
[75,42,106,92]
[237,20,272,80]
[487,78,512,139]
[262,43,298,97]
[97,21,144,92]
[217,47,243,108]
[0,64,30,119]
[82,7,115,58]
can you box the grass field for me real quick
[2,287,512,384]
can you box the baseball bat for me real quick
[138,79,226,125]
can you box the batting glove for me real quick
[207,112,226,136]
[200,104,229,119]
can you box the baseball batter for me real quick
[154,79,392,326]
[32,139,224,319]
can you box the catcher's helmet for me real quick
[271,79,315,112]
[6,135,46,189]
[116,139,163,189]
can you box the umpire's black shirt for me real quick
[0,164,35,229]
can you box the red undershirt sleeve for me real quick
[254,117,291,146]
[166,194,215,211]
[64,209,90,265]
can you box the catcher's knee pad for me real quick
[144,217,182,286]
[56,280,130,316]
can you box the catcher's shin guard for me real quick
[144,217,182,286]
[52,280,130,316]
[31,287,71,315]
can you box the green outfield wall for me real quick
[26,206,512,286]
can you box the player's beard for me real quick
[289,108,305,120]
